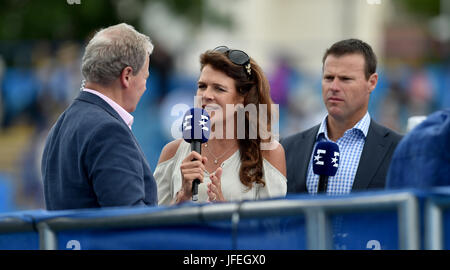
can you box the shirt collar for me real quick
[83,88,134,130]
[317,111,371,141]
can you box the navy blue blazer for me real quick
[386,109,450,189]
[281,120,403,194]
[41,91,157,210]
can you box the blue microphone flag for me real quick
[312,141,340,176]
[181,108,211,143]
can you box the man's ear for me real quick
[367,72,378,94]
[120,66,133,88]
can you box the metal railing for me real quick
[425,195,450,250]
[25,191,420,250]
[0,217,35,234]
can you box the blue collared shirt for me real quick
[306,112,371,195]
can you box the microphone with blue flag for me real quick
[312,141,340,193]
[181,108,211,201]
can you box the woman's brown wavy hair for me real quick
[199,49,275,190]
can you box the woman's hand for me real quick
[176,151,207,203]
[207,167,225,202]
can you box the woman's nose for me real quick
[202,87,214,101]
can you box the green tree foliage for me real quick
[0,0,232,40]
[0,0,119,40]
[395,0,441,18]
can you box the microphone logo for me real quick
[312,141,340,193]
[312,141,340,177]
[182,108,211,143]
[314,149,339,167]
[199,114,209,131]
[332,152,339,168]
[183,115,193,131]
[314,149,326,165]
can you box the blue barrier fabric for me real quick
[58,221,233,250]
[330,211,399,250]
[236,216,307,250]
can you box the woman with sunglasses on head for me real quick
[155,46,287,205]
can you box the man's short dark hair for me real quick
[322,38,377,79]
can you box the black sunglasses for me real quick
[213,46,251,76]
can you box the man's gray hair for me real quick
[81,23,153,86]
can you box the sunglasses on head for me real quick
[213,46,251,77]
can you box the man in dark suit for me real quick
[41,23,157,210]
[282,39,402,195]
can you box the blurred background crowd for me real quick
[0,0,448,211]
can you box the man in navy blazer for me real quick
[282,39,402,195]
[41,23,157,210]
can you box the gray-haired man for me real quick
[42,23,157,210]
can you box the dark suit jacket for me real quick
[281,120,403,194]
[41,91,157,210]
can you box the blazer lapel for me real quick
[298,125,320,192]
[352,121,389,190]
